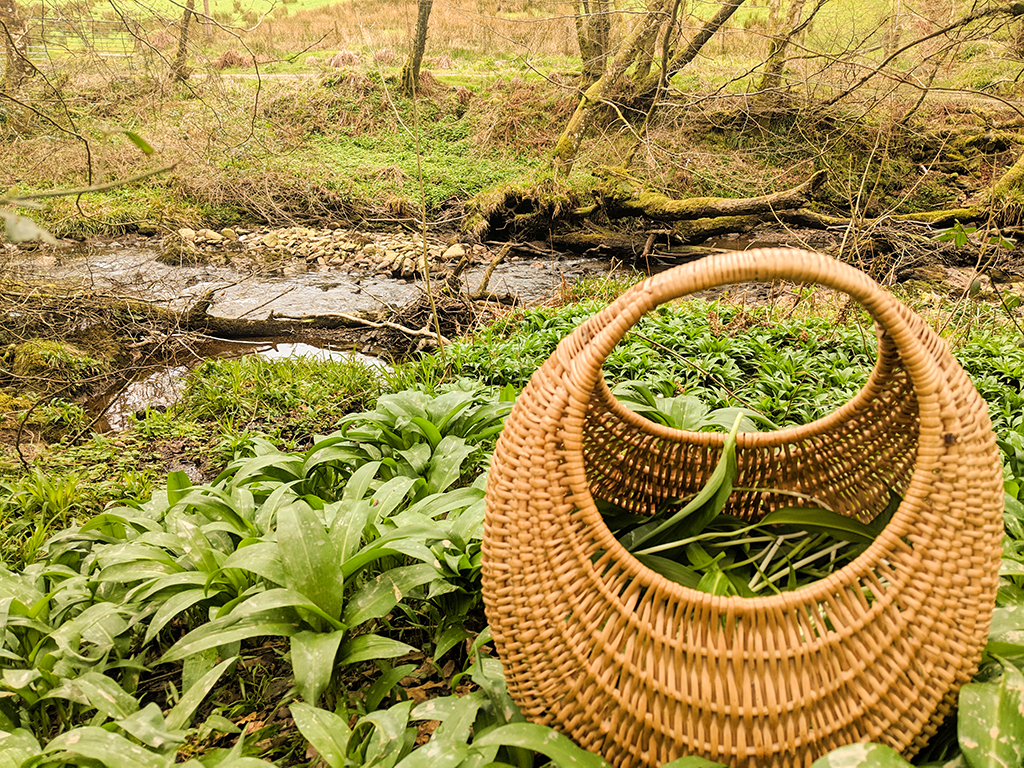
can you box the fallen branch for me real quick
[336,312,451,347]
[776,206,985,229]
[597,170,826,221]
[472,243,513,298]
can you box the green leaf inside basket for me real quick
[599,408,900,596]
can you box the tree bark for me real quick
[575,0,611,86]
[401,0,433,98]
[0,0,30,95]
[171,0,195,82]
[551,0,673,175]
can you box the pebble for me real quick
[157,224,483,279]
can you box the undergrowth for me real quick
[1,286,1024,767]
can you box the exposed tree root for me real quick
[463,178,580,242]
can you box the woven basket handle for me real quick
[560,248,936,414]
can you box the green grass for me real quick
[304,131,541,213]
[0,353,393,526]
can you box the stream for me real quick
[10,238,617,430]
[15,241,614,317]
[14,226,952,431]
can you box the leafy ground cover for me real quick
[2,284,1024,767]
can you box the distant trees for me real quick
[0,0,30,94]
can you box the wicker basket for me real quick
[481,248,1003,768]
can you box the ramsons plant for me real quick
[3,296,1024,768]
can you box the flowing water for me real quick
[11,240,615,430]
[14,243,614,317]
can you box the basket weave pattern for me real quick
[481,249,1003,768]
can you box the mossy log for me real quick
[551,215,764,254]
[598,170,826,221]
[776,206,985,229]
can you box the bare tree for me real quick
[757,0,813,93]
[401,0,433,98]
[634,0,745,95]
[170,0,195,82]
[552,0,747,175]
[757,0,802,93]
[0,0,30,94]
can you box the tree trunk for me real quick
[203,0,211,40]
[0,0,30,94]
[598,168,825,219]
[171,0,195,82]
[552,0,673,175]
[757,0,808,93]
[575,0,611,86]
[638,0,745,93]
[631,12,665,83]
[401,0,433,98]
[552,0,747,175]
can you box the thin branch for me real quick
[7,165,177,202]
[336,313,451,346]
[820,4,1022,107]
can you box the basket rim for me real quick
[558,248,945,611]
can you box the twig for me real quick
[8,166,177,202]
[236,286,296,319]
[336,313,451,346]
[67,378,132,446]
[14,382,77,471]
[987,272,1024,340]
[820,5,1015,107]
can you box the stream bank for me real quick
[2,230,617,438]
[4,219,1021,445]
